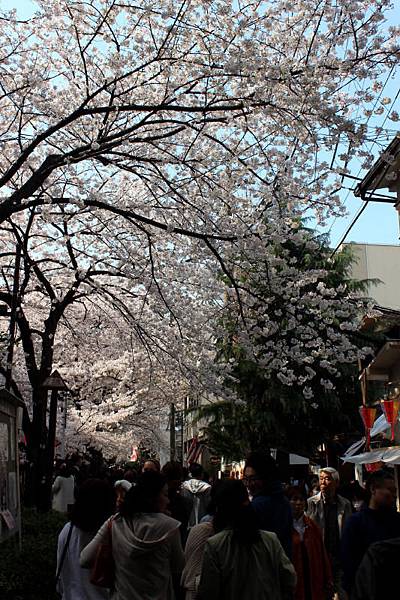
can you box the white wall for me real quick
[344,243,400,310]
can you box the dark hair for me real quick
[58,462,72,478]
[286,486,307,501]
[245,451,280,490]
[189,462,203,478]
[365,470,394,500]
[121,471,166,517]
[142,459,160,472]
[213,479,260,544]
[70,478,114,532]
[204,479,225,517]
[123,469,138,483]
[161,461,184,482]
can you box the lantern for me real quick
[381,399,400,442]
[359,406,377,449]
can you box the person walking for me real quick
[161,461,192,543]
[243,451,293,557]
[181,481,223,600]
[114,480,132,512]
[52,462,76,513]
[341,470,400,597]
[181,462,211,529]
[306,467,352,599]
[197,479,296,600]
[56,478,115,600]
[351,536,400,600]
[80,471,184,600]
[287,486,333,600]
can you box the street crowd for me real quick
[52,452,400,600]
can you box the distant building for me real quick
[344,242,400,310]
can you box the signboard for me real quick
[0,389,23,544]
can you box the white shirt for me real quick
[293,515,306,541]
[57,522,109,600]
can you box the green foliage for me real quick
[0,508,67,600]
[199,229,374,461]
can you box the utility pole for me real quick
[170,402,176,461]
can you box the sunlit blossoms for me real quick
[0,0,398,453]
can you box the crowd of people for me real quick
[52,451,400,600]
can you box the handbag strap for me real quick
[56,522,74,584]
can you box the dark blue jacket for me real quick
[251,481,293,558]
[341,506,400,593]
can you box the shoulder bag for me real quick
[90,517,115,588]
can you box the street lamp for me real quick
[41,370,68,510]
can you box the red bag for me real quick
[90,518,115,588]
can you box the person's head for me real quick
[142,459,160,473]
[70,478,114,532]
[347,481,367,511]
[70,453,82,467]
[366,470,397,510]
[114,479,132,511]
[189,462,203,480]
[287,486,307,520]
[319,468,339,499]
[123,468,138,484]
[58,462,71,478]
[244,451,280,497]
[121,471,169,517]
[213,479,259,544]
[161,461,184,493]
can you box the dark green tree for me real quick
[196,229,378,461]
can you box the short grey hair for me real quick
[319,467,340,482]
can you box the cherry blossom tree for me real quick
[0,0,399,504]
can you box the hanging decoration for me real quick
[381,399,400,442]
[359,406,377,450]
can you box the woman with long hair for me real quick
[56,478,115,600]
[80,471,184,600]
[197,479,296,600]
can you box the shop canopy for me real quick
[343,414,395,459]
[342,445,400,466]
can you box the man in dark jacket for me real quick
[341,470,400,596]
[352,537,400,600]
[244,451,293,558]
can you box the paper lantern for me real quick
[381,399,400,442]
[359,406,377,449]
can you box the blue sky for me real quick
[5,0,400,248]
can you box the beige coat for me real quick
[80,512,184,600]
[306,492,352,539]
[52,475,75,513]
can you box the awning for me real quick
[289,453,309,465]
[343,414,393,459]
[342,446,400,465]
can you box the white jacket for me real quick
[57,523,109,600]
[80,512,184,600]
[52,475,75,513]
[181,479,211,528]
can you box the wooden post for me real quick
[170,403,176,462]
